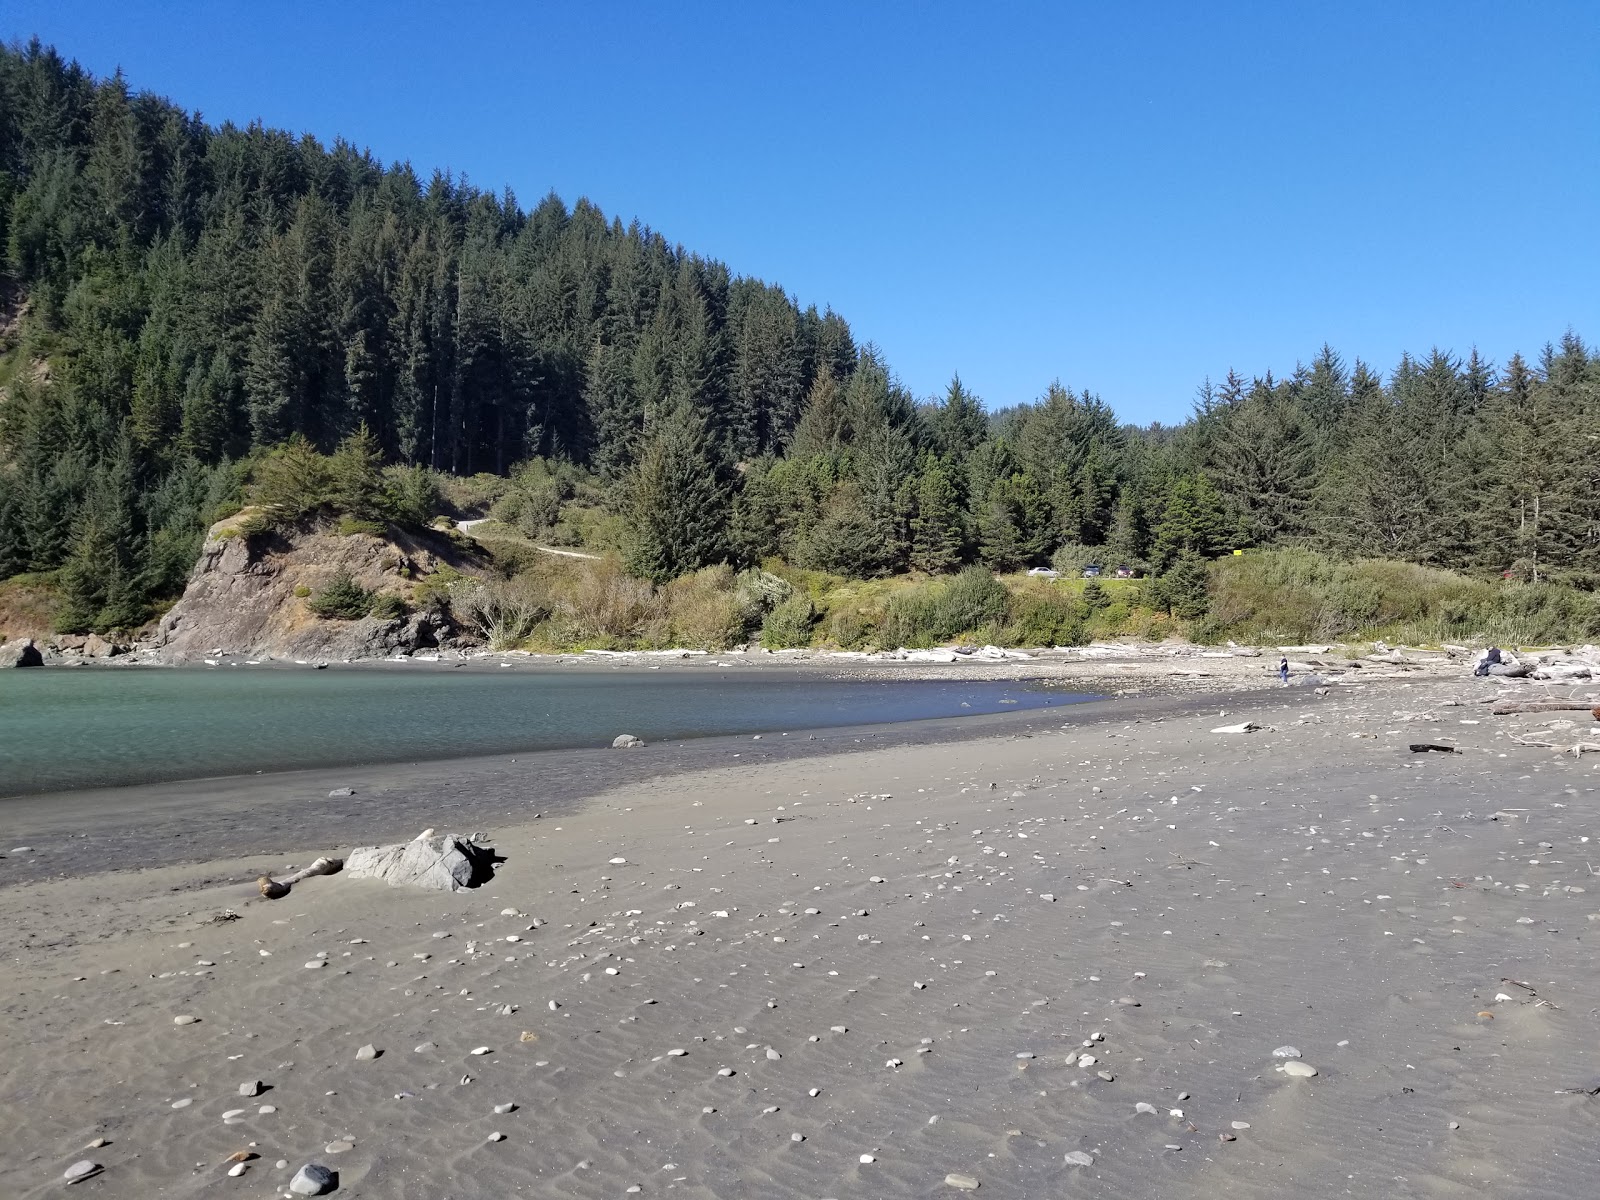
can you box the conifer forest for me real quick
[1,40,1596,641]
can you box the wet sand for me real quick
[3,672,1598,1198]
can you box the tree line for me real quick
[0,39,1595,635]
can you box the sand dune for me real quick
[3,676,1598,1198]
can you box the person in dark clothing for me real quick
[1278,656,1290,685]
[1474,646,1503,677]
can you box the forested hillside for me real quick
[1,39,1597,641]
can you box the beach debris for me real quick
[289,1163,337,1195]
[1064,1151,1095,1166]
[612,734,645,748]
[1211,721,1262,734]
[344,832,497,892]
[63,1160,101,1183]
[239,1079,264,1096]
[1490,699,1597,716]
[1272,1045,1301,1058]
[259,856,343,900]
[1409,743,1458,754]
[327,787,355,797]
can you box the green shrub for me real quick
[664,565,759,649]
[880,566,1010,647]
[828,606,879,650]
[335,516,384,537]
[761,596,818,649]
[292,584,312,599]
[368,592,407,620]
[1081,580,1110,610]
[1004,595,1087,647]
[307,570,373,620]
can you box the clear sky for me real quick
[7,1,1597,424]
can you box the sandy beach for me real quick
[4,669,1599,1199]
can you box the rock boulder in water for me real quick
[0,638,43,668]
[344,832,497,892]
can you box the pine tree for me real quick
[622,404,732,583]
[910,459,965,573]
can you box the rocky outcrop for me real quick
[150,513,483,663]
[0,637,43,667]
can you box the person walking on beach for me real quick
[1278,656,1290,685]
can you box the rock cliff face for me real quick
[151,514,483,663]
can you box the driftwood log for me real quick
[258,855,343,899]
[1489,699,1600,717]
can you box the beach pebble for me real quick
[1231,1121,1250,1130]
[174,1015,200,1025]
[171,1098,193,1109]
[791,1132,805,1142]
[487,1132,505,1142]
[945,1172,981,1189]
[63,1160,100,1183]
[414,1042,436,1053]
[1064,1151,1095,1167]
[239,1080,263,1096]
[668,1048,688,1057]
[1097,1071,1114,1082]
[289,1163,336,1195]
[610,857,628,864]
[324,1140,353,1154]
[494,1102,516,1114]
[227,1161,248,1176]
[355,1044,379,1060]
[1272,1045,1301,1058]
[221,1108,246,1121]
[766,1048,781,1060]
[258,1105,276,1115]
[86,1138,106,1149]
[860,1154,876,1164]
[471,1046,492,1055]
[1279,1061,1318,1077]
[717,1067,735,1077]
[1135,1102,1157,1115]
[327,788,354,797]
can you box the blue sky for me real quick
[7,1,1597,424]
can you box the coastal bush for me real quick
[827,606,880,650]
[761,595,818,649]
[449,575,550,649]
[308,570,374,620]
[1202,547,1600,644]
[664,565,760,649]
[555,556,663,646]
[335,517,384,537]
[292,584,312,598]
[1003,594,1087,647]
[880,567,1009,647]
[368,592,407,620]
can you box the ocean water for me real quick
[0,665,1093,796]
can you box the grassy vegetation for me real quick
[1200,547,1600,647]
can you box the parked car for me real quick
[1081,564,1103,578]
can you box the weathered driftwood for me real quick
[257,855,343,900]
[1489,699,1599,716]
[1510,733,1600,757]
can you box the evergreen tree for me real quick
[909,459,965,573]
[622,404,732,583]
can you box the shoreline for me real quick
[0,688,1288,887]
[3,669,1597,1198]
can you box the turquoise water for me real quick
[0,667,1088,796]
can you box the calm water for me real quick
[0,666,1090,797]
